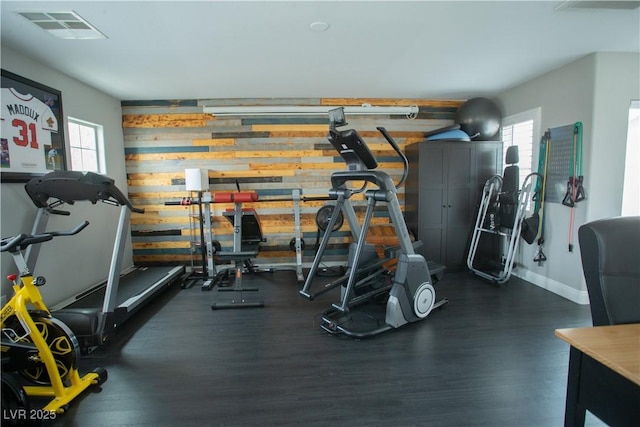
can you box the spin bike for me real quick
[1,222,107,417]
[299,107,448,338]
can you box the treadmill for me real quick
[24,171,184,352]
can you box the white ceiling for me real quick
[1,1,639,101]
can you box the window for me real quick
[501,108,541,187]
[622,100,639,216]
[67,118,104,173]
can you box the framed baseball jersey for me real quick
[1,69,66,182]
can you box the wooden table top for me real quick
[555,323,640,386]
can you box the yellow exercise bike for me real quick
[1,221,107,420]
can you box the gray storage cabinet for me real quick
[405,140,502,271]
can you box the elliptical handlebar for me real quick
[376,127,409,189]
[0,221,89,253]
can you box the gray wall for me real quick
[588,52,640,221]
[497,52,640,304]
[1,46,131,306]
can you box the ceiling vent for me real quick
[18,11,107,39]
[556,1,640,10]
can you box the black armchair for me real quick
[578,216,640,326]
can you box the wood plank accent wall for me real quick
[121,98,463,267]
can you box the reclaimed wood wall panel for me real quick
[122,98,463,267]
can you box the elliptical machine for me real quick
[299,107,448,338]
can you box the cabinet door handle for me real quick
[448,205,452,208]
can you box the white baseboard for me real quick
[513,268,590,305]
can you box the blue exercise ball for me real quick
[455,97,502,141]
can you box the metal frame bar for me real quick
[467,173,540,284]
[102,205,129,314]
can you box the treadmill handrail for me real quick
[25,171,144,214]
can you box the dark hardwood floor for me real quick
[44,270,607,427]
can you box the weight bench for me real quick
[221,206,264,273]
[210,191,265,309]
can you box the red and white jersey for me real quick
[1,87,58,172]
